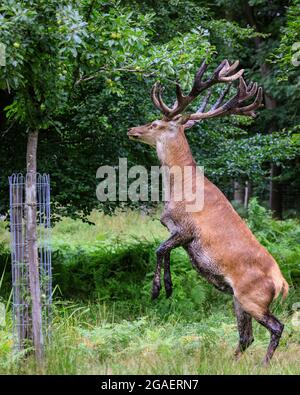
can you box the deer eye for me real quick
[151,122,158,128]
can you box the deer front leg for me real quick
[152,232,192,300]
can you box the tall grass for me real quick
[0,302,299,375]
[0,199,299,374]
[51,208,168,248]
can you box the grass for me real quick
[51,208,169,248]
[0,200,299,374]
[0,302,299,375]
[0,221,10,246]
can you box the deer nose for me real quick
[127,128,141,139]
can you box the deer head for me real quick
[128,59,263,147]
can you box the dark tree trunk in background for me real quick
[233,180,245,205]
[244,3,283,219]
[264,93,283,218]
[26,129,44,361]
[244,181,252,209]
[270,164,283,219]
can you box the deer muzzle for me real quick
[127,128,141,140]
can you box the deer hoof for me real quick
[165,283,173,298]
[233,349,242,361]
[151,283,161,300]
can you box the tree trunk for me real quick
[26,129,43,361]
[244,3,283,218]
[265,94,282,218]
[244,181,252,209]
[269,164,282,219]
[233,180,245,205]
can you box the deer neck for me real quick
[156,128,196,169]
[156,128,202,208]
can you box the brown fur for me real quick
[162,126,288,319]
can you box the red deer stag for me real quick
[127,59,289,364]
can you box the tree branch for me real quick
[75,67,156,86]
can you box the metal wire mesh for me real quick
[9,173,52,352]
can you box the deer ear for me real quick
[172,114,182,122]
[172,114,191,125]
[183,119,200,129]
[180,114,202,129]
[178,115,192,126]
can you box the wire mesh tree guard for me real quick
[9,173,52,357]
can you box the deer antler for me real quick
[187,77,263,122]
[151,59,263,123]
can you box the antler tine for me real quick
[247,81,254,92]
[198,59,209,75]
[219,68,244,82]
[183,89,212,130]
[217,59,244,82]
[156,83,173,114]
[225,60,240,75]
[190,59,225,96]
[188,59,208,97]
[238,77,247,98]
[151,82,162,111]
[189,59,243,99]
[151,82,172,115]
[175,83,186,106]
[231,87,263,115]
[211,85,231,111]
[219,60,239,77]
[193,59,209,87]
[237,79,258,103]
[246,82,258,98]
[212,59,228,77]
[198,89,212,112]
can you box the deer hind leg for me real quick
[257,312,284,366]
[233,297,254,358]
[152,232,192,300]
[163,250,172,298]
[152,249,163,300]
[235,277,284,365]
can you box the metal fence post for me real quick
[9,173,52,357]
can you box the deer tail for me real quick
[281,278,289,302]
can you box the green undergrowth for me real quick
[0,200,299,374]
[0,302,299,374]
